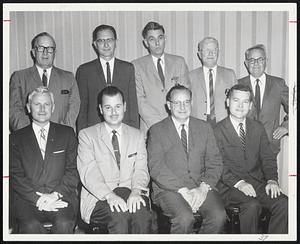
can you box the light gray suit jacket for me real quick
[77,122,150,223]
[9,65,80,132]
[189,66,237,122]
[132,53,191,136]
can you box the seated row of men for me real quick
[9,84,288,234]
[9,22,289,160]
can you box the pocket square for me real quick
[128,152,137,158]
[61,89,69,94]
[53,150,65,154]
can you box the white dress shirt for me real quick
[250,73,266,107]
[100,57,115,83]
[203,65,217,115]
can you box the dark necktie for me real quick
[255,79,261,117]
[106,62,112,85]
[209,69,215,120]
[112,130,120,169]
[157,58,165,88]
[239,123,246,152]
[181,124,188,155]
[42,69,47,87]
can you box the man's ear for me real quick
[123,101,127,113]
[99,105,103,115]
[143,39,149,49]
[249,101,253,110]
[226,98,230,108]
[166,101,171,110]
[51,103,55,113]
[26,103,31,114]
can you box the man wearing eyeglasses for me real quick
[147,85,226,234]
[238,44,289,155]
[132,21,191,137]
[9,32,80,132]
[189,37,237,128]
[76,25,139,133]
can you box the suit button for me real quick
[117,183,119,186]
[204,113,206,115]
[188,170,190,173]
[204,101,207,103]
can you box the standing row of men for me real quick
[9,21,289,234]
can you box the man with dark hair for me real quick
[77,86,151,233]
[147,84,226,234]
[10,86,79,233]
[9,32,80,132]
[214,84,288,234]
[238,44,288,155]
[189,37,237,127]
[132,21,191,137]
[76,24,139,133]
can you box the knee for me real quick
[18,219,43,234]
[172,211,195,229]
[211,208,227,227]
[241,200,262,215]
[271,196,288,213]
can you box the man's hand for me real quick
[42,199,69,212]
[106,192,128,213]
[36,192,60,211]
[273,126,288,140]
[237,182,257,197]
[189,183,210,212]
[265,181,281,199]
[178,187,193,209]
[127,189,146,213]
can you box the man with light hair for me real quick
[238,44,288,155]
[189,37,237,127]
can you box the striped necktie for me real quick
[209,69,215,120]
[40,128,47,159]
[239,123,246,152]
[42,69,47,87]
[255,79,261,117]
[181,124,188,155]
[112,130,120,169]
[157,58,165,88]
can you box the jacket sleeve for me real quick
[53,128,79,197]
[9,71,31,131]
[9,134,39,205]
[64,72,80,133]
[147,125,186,192]
[279,78,289,129]
[75,66,88,133]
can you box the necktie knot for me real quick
[256,79,260,84]
[112,129,117,136]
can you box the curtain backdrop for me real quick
[9,10,290,193]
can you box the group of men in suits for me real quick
[9,20,289,234]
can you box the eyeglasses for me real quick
[201,48,218,55]
[96,38,115,45]
[35,46,55,53]
[169,100,191,107]
[247,57,266,65]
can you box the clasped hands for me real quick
[106,189,146,214]
[36,191,68,212]
[179,183,211,213]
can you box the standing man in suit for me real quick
[147,85,226,234]
[189,37,237,127]
[77,86,151,233]
[238,44,288,155]
[10,86,79,233]
[132,21,191,136]
[76,25,139,133]
[214,84,288,234]
[9,32,80,132]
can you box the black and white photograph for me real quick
[3,3,297,242]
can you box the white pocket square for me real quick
[53,150,65,154]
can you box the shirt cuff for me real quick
[178,187,189,195]
[267,180,278,185]
[234,180,245,188]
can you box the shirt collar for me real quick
[203,65,217,74]
[32,121,50,134]
[100,57,115,66]
[104,122,122,136]
[35,65,52,78]
[152,54,165,65]
[171,116,189,131]
[250,73,266,85]
[229,115,246,133]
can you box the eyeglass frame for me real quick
[95,38,116,45]
[200,48,219,56]
[34,45,56,54]
[247,57,266,65]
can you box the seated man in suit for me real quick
[76,24,139,132]
[9,32,80,132]
[132,21,191,137]
[9,86,79,234]
[77,86,151,234]
[214,84,288,234]
[189,37,237,127]
[147,84,226,234]
[238,44,288,155]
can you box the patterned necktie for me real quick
[239,123,246,152]
[181,124,188,155]
[255,79,261,117]
[40,128,47,159]
[112,130,120,169]
[157,58,165,88]
[209,69,215,120]
[42,69,47,87]
[106,62,112,85]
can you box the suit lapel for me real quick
[199,68,207,99]
[31,66,43,86]
[120,124,129,165]
[26,125,44,161]
[48,67,61,91]
[98,123,116,160]
[224,117,242,147]
[44,122,56,163]
[94,59,107,87]
[112,58,120,85]
[147,55,162,86]
[260,74,272,113]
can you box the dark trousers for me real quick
[224,183,288,234]
[90,187,152,234]
[155,189,226,234]
[14,196,76,234]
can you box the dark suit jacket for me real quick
[9,122,79,213]
[214,117,278,196]
[147,116,223,200]
[75,58,139,132]
[238,74,288,154]
[9,66,80,132]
